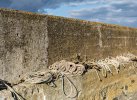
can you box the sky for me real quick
[0,0,137,28]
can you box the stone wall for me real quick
[0,9,48,83]
[0,8,137,100]
[47,15,137,64]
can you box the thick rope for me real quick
[61,74,78,98]
[1,53,137,99]
[2,81,23,100]
[23,71,53,84]
[48,60,84,98]
[49,60,85,76]
[84,53,137,81]
[95,69,102,81]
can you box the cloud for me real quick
[68,1,98,7]
[70,0,137,27]
[0,0,91,13]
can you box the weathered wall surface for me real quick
[47,15,137,64]
[47,15,137,100]
[0,8,137,100]
[0,9,48,83]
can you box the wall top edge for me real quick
[0,8,137,30]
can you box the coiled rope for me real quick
[61,74,78,98]
[83,53,137,81]
[48,60,85,98]
[0,53,137,99]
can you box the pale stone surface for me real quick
[0,9,48,83]
[0,8,137,100]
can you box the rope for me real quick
[96,60,113,78]
[61,74,78,98]
[95,69,102,81]
[2,81,23,100]
[48,60,83,98]
[84,53,137,81]
[105,58,120,73]
[1,53,137,99]
[49,60,85,76]
[22,71,53,84]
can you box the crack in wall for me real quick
[97,25,103,48]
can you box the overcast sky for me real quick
[0,0,137,28]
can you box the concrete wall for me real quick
[0,9,48,83]
[0,8,137,100]
[47,15,137,64]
